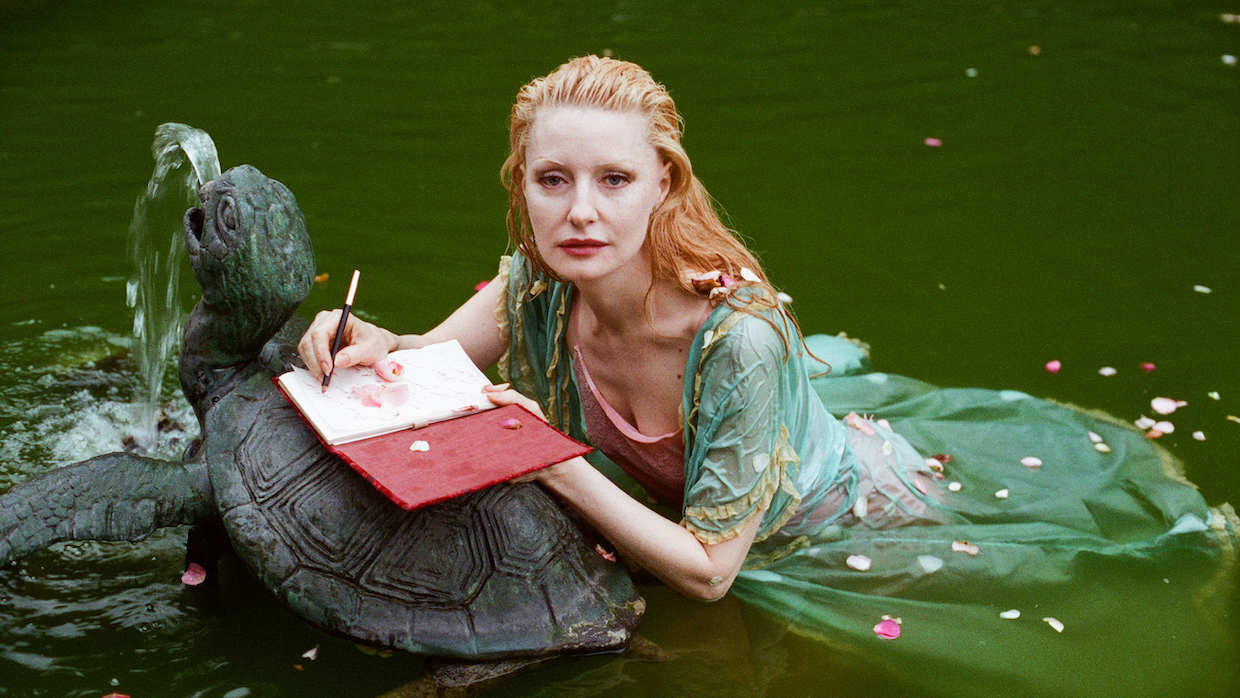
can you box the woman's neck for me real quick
[573,272,704,342]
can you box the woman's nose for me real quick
[567,182,598,227]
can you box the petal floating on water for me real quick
[1098,366,1118,376]
[1208,391,1221,400]
[302,645,320,660]
[1193,284,1212,293]
[918,555,944,573]
[995,488,1010,499]
[1192,431,1206,441]
[1044,360,1061,373]
[1140,362,1157,372]
[924,137,942,147]
[999,609,1021,620]
[1043,617,1065,633]
[1094,443,1112,453]
[1151,397,1185,415]
[1088,431,1104,443]
[948,481,962,492]
[1135,416,1157,429]
[1020,456,1043,468]
[181,562,207,586]
[1152,420,1175,434]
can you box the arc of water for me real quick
[127,124,221,450]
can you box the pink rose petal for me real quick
[1140,362,1157,372]
[874,617,902,639]
[361,393,383,408]
[500,417,522,429]
[1044,360,1061,373]
[924,137,942,147]
[474,280,490,292]
[181,562,207,586]
[1150,397,1186,415]
[373,359,404,382]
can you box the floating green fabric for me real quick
[497,253,1237,698]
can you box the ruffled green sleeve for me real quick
[681,308,803,545]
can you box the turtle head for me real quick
[180,165,316,415]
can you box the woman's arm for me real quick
[298,275,506,379]
[482,386,762,601]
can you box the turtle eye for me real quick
[218,196,238,232]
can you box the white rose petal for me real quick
[1152,420,1175,434]
[995,488,1010,499]
[1020,456,1043,468]
[1088,431,1104,444]
[846,554,872,571]
[409,440,430,452]
[948,481,962,492]
[918,555,944,573]
[1098,366,1118,376]
[1135,416,1157,429]
[752,453,771,473]
[999,609,1021,620]
[1043,617,1065,633]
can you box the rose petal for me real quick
[995,488,1010,499]
[914,478,928,495]
[952,541,980,555]
[740,266,761,283]
[474,280,490,292]
[999,609,1021,620]
[1152,420,1174,434]
[181,562,207,586]
[1151,397,1185,415]
[374,359,405,382]
[302,645,320,660]
[409,440,430,452]
[1192,431,1206,441]
[1208,391,1220,400]
[918,555,944,573]
[948,481,962,492]
[1094,443,1112,453]
[874,618,902,639]
[1020,456,1043,468]
[924,137,942,147]
[1098,366,1118,376]
[1135,416,1157,429]
[1044,360,1061,373]
[1088,431,1104,443]
[500,417,522,429]
[1140,362,1157,372]
[776,291,794,304]
[931,453,953,464]
[846,554,872,571]
[1043,617,1065,633]
[1193,285,1212,293]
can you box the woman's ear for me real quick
[657,160,672,207]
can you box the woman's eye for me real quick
[540,174,565,187]
[603,174,628,187]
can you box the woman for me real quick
[301,56,1234,696]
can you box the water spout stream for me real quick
[126,123,221,450]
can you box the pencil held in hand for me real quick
[323,269,360,391]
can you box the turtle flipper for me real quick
[0,453,213,565]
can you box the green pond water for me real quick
[1,1,1237,696]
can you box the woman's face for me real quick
[522,106,671,286]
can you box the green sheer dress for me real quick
[497,254,1237,698]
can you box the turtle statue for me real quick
[0,165,644,664]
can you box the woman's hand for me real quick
[481,383,547,421]
[297,310,401,382]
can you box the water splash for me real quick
[126,123,221,449]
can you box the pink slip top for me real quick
[571,346,686,509]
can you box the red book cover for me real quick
[279,388,591,509]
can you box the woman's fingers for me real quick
[482,385,548,422]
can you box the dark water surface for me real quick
[1,1,1237,696]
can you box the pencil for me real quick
[322,269,360,391]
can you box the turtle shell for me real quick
[205,374,643,660]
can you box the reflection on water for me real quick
[0,1,1236,697]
